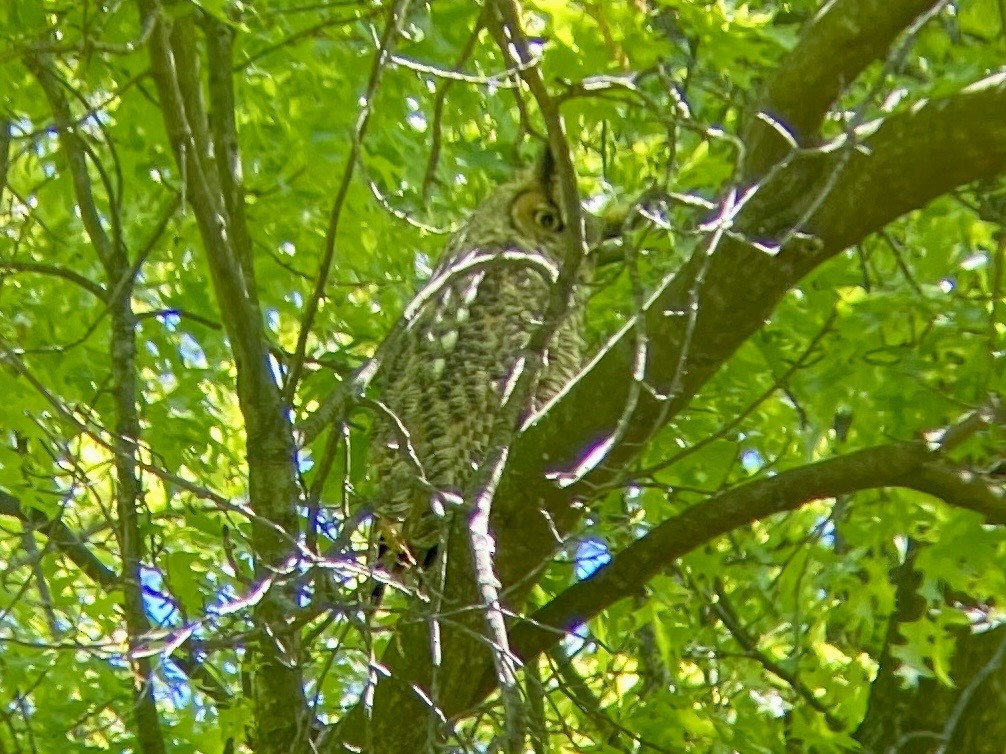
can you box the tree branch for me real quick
[0,260,107,299]
[0,117,11,202]
[23,45,167,754]
[855,558,1006,753]
[137,1,308,748]
[741,0,945,180]
[327,55,1006,754]
[22,54,114,265]
[203,9,258,311]
[498,72,1006,586]
[283,0,410,399]
[494,443,1006,712]
[0,489,117,589]
[0,488,234,707]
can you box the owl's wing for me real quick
[370,249,581,566]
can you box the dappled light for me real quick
[1,1,1005,753]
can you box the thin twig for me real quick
[283,0,411,400]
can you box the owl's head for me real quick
[506,149,569,249]
[455,149,613,260]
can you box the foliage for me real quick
[0,1,1004,753]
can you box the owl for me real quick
[368,150,606,594]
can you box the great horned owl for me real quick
[369,150,604,590]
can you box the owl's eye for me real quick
[510,190,565,235]
[533,206,563,232]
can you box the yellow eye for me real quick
[533,206,563,232]
[510,190,565,235]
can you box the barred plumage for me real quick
[369,152,598,582]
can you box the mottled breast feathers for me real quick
[369,155,589,574]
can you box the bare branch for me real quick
[0,260,107,299]
[22,54,114,264]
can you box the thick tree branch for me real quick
[334,431,1004,750]
[742,0,945,180]
[108,252,166,754]
[855,558,1006,753]
[330,71,1006,751]
[500,72,1006,581]
[24,48,167,754]
[137,1,308,748]
[204,10,258,312]
[503,447,1005,688]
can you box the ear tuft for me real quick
[534,146,556,187]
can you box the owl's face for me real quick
[449,155,610,266]
[448,175,568,262]
[508,185,566,248]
